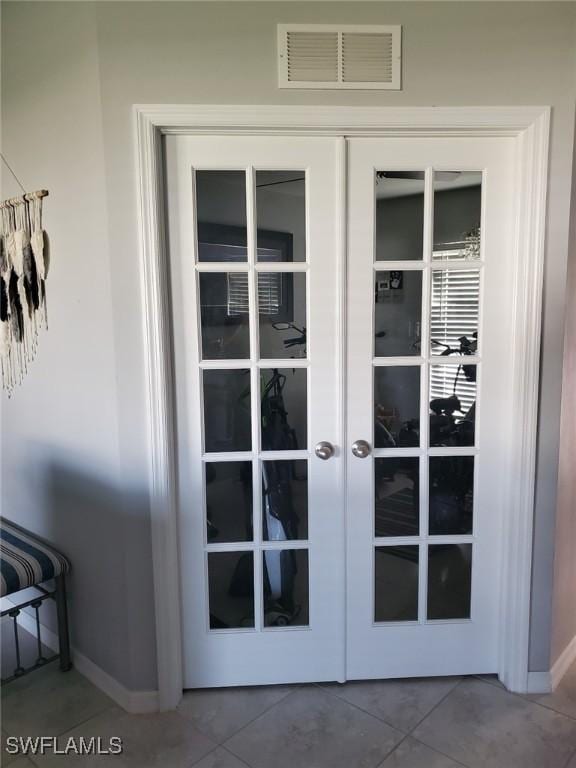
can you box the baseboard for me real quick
[526,670,552,694]
[551,634,576,691]
[4,598,159,714]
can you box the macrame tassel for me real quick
[30,197,48,329]
[0,190,49,395]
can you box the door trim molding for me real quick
[134,105,550,709]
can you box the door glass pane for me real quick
[375,270,422,356]
[208,551,254,629]
[256,171,306,262]
[375,458,419,537]
[430,270,480,355]
[430,364,477,447]
[427,544,472,620]
[206,462,253,543]
[433,171,482,261]
[196,171,247,262]
[259,273,307,359]
[429,456,474,535]
[374,366,420,448]
[375,171,424,261]
[263,549,309,627]
[263,460,308,541]
[375,546,419,621]
[199,273,250,360]
[261,368,307,450]
[203,370,251,453]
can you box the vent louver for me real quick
[278,25,401,90]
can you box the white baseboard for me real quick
[4,598,159,714]
[525,634,576,694]
[551,634,576,691]
[526,670,552,694]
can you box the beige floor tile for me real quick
[225,686,402,768]
[413,678,576,768]
[192,747,250,768]
[473,675,506,690]
[2,667,114,738]
[321,676,460,732]
[380,737,465,767]
[32,706,216,768]
[178,684,296,742]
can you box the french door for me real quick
[346,138,514,679]
[166,136,345,687]
[165,132,515,688]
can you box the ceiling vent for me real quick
[278,24,401,90]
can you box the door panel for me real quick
[346,137,514,679]
[166,135,344,687]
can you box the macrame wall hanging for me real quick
[0,153,49,395]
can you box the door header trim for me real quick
[133,105,550,709]
[136,104,548,137]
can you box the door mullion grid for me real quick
[418,167,434,623]
[246,166,264,631]
[204,541,311,554]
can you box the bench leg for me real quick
[54,574,72,672]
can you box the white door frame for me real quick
[134,104,550,710]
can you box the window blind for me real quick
[430,263,479,413]
[227,273,283,316]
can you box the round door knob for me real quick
[351,439,371,458]
[315,441,335,460]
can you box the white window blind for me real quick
[430,265,480,413]
[227,273,283,316]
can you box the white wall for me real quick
[2,1,575,690]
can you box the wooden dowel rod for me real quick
[0,190,49,209]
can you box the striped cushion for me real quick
[0,519,70,597]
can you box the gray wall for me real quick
[2,2,576,690]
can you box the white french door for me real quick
[165,132,515,688]
[346,137,514,679]
[166,135,345,687]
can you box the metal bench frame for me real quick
[1,573,72,683]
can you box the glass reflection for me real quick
[375,171,425,261]
[203,370,251,453]
[430,270,480,356]
[433,172,482,261]
[263,460,308,541]
[206,462,253,543]
[429,364,477,447]
[208,551,254,629]
[375,458,419,537]
[375,546,419,622]
[261,369,307,450]
[256,171,306,263]
[429,456,474,535]
[199,273,250,360]
[374,366,420,448]
[427,544,472,620]
[259,273,306,359]
[196,171,247,262]
[263,549,309,627]
[374,271,422,356]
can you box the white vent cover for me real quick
[278,24,401,90]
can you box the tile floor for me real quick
[2,651,576,768]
